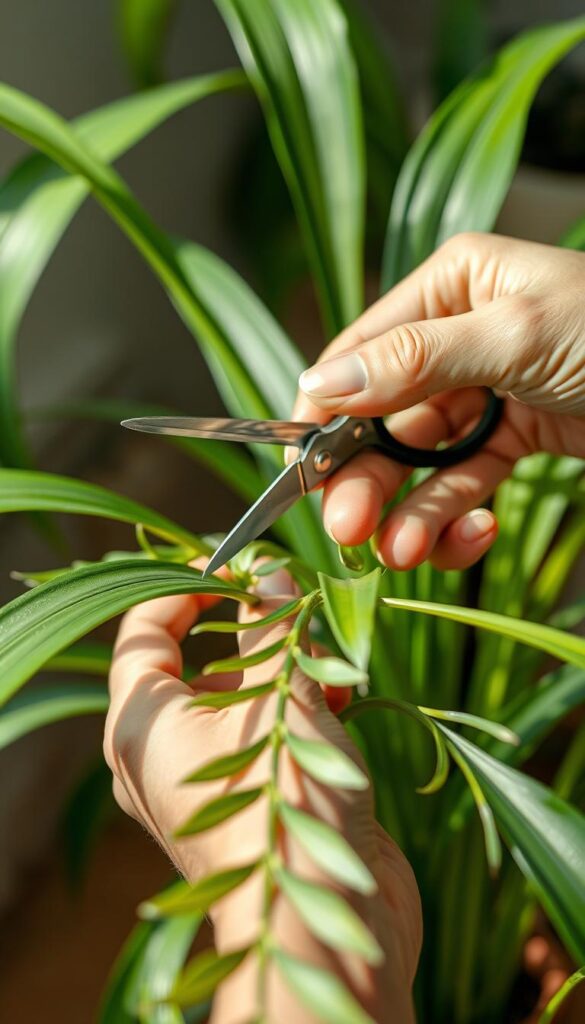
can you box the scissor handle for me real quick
[370,388,504,469]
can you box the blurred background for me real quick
[0,1,583,1020]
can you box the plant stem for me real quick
[256,590,322,1016]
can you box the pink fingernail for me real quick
[299,353,368,398]
[459,510,494,543]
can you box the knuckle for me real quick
[443,231,487,254]
[381,322,431,386]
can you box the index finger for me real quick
[109,562,228,702]
[292,235,490,425]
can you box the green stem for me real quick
[256,590,322,1014]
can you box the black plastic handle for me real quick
[371,388,504,469]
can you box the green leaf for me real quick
[215,0,365,334]
[277,867,383,964]
[339,0,408,204]
[46,641,112,676]
[191,597,303,635]
[117,0,177,87]
[139,863,258,920]
[190,681,277,709]
[439,725,585,962]
[173,788,263,838]
[0,75,332,570]
[445,735,502,874]
[340,696,450,795]
[499,665,585,764]
[420,706,520,746]
[183,736,269,782]
[274,948,375,1024]
[125,915,202,1015]
[294,648,368,688]
[433,0,489,100]
[319,569,381,670]
[61,758,115,890]
[286,732,369,791]
[170,947,250,1006]
[202,638,285,675]
[97,920,155,1024]
[0,70,244,473]
[0,468,204,552]
[381,597,585,669]
[383,18,585,285]
[537,964,585,1024]
[0,560,251,707]
[560,213,585,251]
[336,544,365,572]
[253,557,291,577]
[279,802,376,895]
[0,682,109,750]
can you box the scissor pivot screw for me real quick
[353,422,366,440]
[314,450,332,473]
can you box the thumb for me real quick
[298,295,531,416]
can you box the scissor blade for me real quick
[121,416,319,447]
[203,461,305,577]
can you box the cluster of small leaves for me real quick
[143,573,381,1022]
[128,562,551,1019]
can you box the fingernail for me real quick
[458,510,494,543]
[388,516,428,569]
[299,353,368,399]
[254,567,299,598]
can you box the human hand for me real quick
[104,563,422,1024]
[293,234,585,571]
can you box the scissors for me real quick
[122,388,503,577]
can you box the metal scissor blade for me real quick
[203,461,306,577]
[121,416,319,447]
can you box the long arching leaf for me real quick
[215,0,365,334]
[383,18,585,286]
[0,683,109,750]
[439,725,585,963]
[0,468,204,551]
[0,71,245,471]
[0,560,252,707]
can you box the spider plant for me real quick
[0,3,584,1022]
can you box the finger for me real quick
[297,295,532,417]
[376,448,512,570]
[292,232,514,424]
[429,509,498,571]
[321,388,487,546]
[109,560,228,702]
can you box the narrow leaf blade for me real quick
[277,867,383,965]
[174,788,263,838]
[286,732,369,791]
[279,802,376,895]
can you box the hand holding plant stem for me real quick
[294,234,585,572]
[104,561,422,1023]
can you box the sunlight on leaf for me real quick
[279,802,376,895]
[277,867,383,964]
[174,788,264,838]
[202,638,285,675]
[286,732,369,791]
[183,736,270,783]
[319,569,381,670]
[275,949,375,1023]
[139,864,258,920]
[190,681,277,709]
[294,648,368,688]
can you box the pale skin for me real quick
[106,235,585,1022]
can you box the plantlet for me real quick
[0,3,584,1022]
